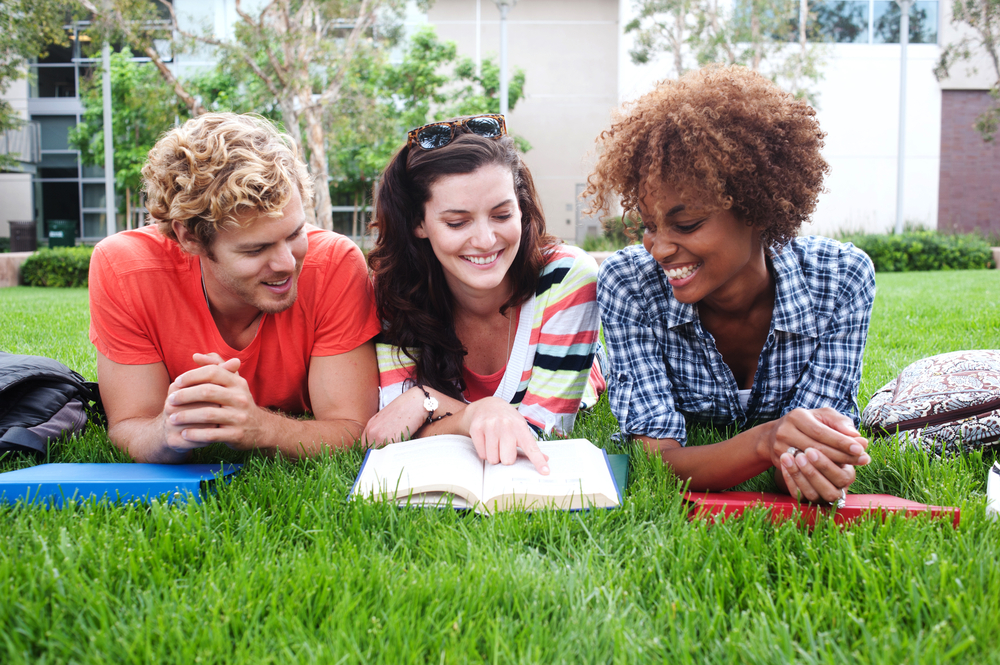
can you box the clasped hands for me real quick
[362,386,550,475]
[162,352,263,454]
[767,407,871,504]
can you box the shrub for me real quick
[840,230,995,272]
[580,216,640,252]
[0,237,9,253]
[20,247,94,287]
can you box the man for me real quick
[89,113,380,463]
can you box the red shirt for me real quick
[89,225,380,414]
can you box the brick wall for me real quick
[939,90,1000,235]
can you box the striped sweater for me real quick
[377,244,603,436]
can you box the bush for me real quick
[840,230,995,272]
[0,237,9,253]
[580,216,639,252]
[20,247,94,287]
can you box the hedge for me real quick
[838,230,995,272]
[20,247,94,287]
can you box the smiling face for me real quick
[639,179,766,306]
[196,187,309,317]
[415,164,522,300]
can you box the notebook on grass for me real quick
[684,491,960,527]
[0,463,243,506]
[350,435,622,514]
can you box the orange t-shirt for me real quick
[88,225,380,414]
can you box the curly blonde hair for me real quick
[584,65,829,248]
[142,113,313,248]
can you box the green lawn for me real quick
[1,271,999,664]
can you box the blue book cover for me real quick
[0,463,242,507]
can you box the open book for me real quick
[350,435,622,514]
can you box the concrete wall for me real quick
[425,0,619,243]
[0,76,32,237]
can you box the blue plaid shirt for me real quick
[597,236,875,444]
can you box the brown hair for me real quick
[369,129,557,399]
[142,112,313,248]
[584,65,829,247]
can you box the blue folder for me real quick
[0,463,242,507]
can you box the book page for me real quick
[481,439,621,513]
[351,435,485,506]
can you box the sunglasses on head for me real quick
[407,114,507,151]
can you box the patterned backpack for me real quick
[862,350,1000,455]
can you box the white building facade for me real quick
[2,0,996,243]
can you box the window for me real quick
[810,0,870,43]
[807,0,937,44]
[872,0,938,43]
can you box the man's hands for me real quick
[766,408,871,504]
[98,341,379,464]
[363,388,550,475]
[163,352,263,454]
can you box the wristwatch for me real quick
[416,384,452,425]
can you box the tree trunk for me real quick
[751,3,762,70]
[352,190,358,237]
[126,186,131,230]
[302,104,332,230]
[674,8,684,78]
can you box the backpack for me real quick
[0,353,103,458]
[862,350,1000,455]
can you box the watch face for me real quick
[423,396,439,412]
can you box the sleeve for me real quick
[311,237,382,357]
[516,248,601,436]
[87,241,162,365]
[782,246,876,425]
[597,252,690,444]
[376,342,417,410]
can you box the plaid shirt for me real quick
[597,236,875,444]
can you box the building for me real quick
[1,0,998,244]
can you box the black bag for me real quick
[0,353,103,457]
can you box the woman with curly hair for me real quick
[363,115,604,474]
[586,65,875,502]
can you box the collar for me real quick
[767,245,818,337]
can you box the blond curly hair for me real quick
[142,113,313,248]
[584,65,828,248]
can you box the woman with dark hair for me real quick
[586,65,876,503]
[363,115,604,474]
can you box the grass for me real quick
[2,271,1000,664]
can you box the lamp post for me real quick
[894,0,912,235]
[493,0,517,118]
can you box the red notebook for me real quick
[683,491,960,528]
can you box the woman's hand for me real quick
[462,397,550,475]
[765,407,870,503]
[361,386,429,448]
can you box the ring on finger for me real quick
[827,488,847,508]
[787,446,802,457]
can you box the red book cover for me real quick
[683,491,960,528]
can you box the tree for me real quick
[625,0,826,103]
[0,0,77,169]
[80,0,416,229]
[68,48,189,227]
[326,25,457,236]
[936,0,1000,142]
